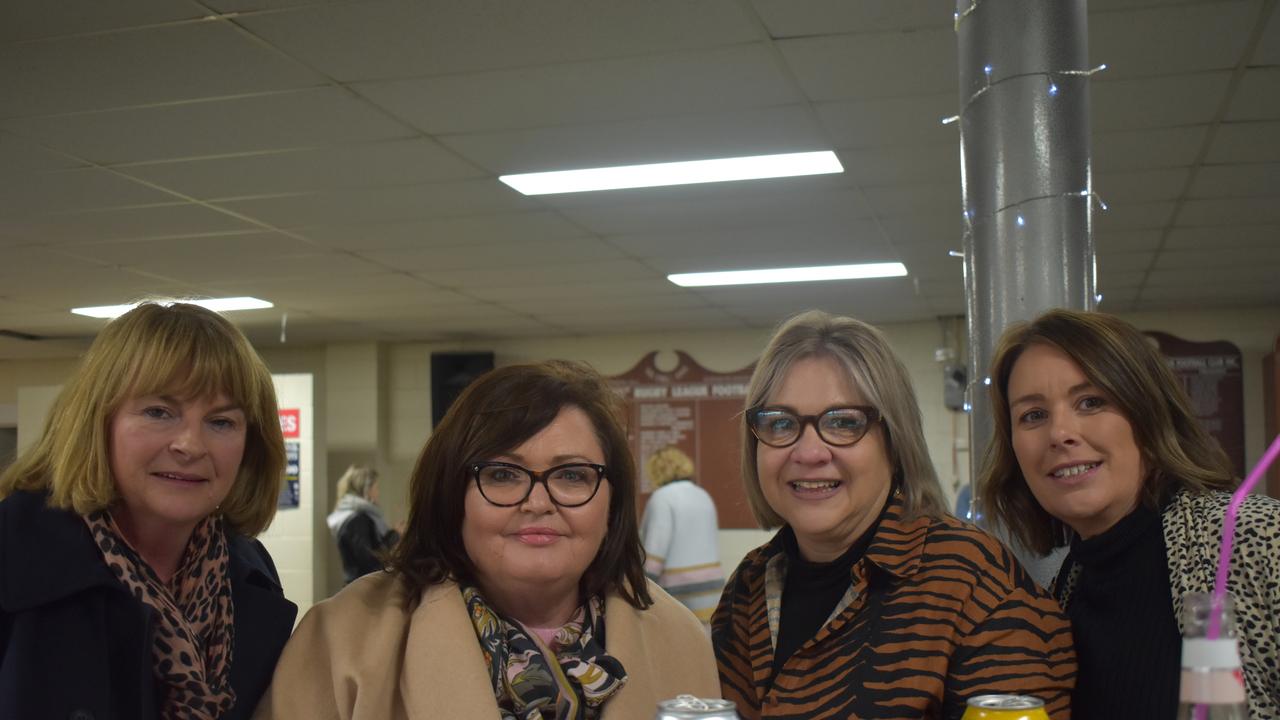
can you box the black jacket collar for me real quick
[0,490,283,612]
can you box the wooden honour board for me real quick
[1147,331,1246,476]
[608,351,758,529]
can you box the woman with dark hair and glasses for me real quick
[713,310,1077,719]
[255,360,719,719]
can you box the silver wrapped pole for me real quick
[956,0,1097,582]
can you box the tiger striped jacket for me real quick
[711,493,1077,719]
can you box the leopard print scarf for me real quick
[84,510,236,719]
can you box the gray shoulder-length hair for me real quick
[741,310,950,528]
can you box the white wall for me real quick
[258,373,316,620]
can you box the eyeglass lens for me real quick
[750,407,874,447]
[475,463,602,506]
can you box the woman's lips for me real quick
[512,527,564,545]
[152,471,205,484]
[787,479,843,500]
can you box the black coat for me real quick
[0,490,297,720]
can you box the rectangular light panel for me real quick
[668,262,908,287]
[500,151,843,195]
[71,296,274,319]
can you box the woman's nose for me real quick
[791,423,833,462]
[169,419,208,458]
[1048,413,1080,446]
[520,479,556,513]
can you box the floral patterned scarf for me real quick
[83,510,236,720]
[462,585,628,720]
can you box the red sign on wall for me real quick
[278,408,300,438]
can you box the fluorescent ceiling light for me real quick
[668,262,908,288]
[499,151,843,195]
[71,297,273,319]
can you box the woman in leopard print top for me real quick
[0,302,297,720]
[981,308,1280,719]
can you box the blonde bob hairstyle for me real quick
[334,464,378,508]
[741,310,949,528]
[646,445,695,490]
[979,308,1236,554]
[0,302,285,536]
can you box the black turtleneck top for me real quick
[1056,502,1180,720]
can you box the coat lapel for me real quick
[400,582,503,719]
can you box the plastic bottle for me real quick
[1176,592,1248,720]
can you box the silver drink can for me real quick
[654,694,740,720]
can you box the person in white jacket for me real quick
[640,446,724,626]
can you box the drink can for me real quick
[962,694,1051,720]
[654,694,740,720]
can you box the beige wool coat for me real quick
[253,572,720,720]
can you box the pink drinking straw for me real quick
[1207,433,1280,639]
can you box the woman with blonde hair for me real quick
[713,310,1075,719]
[327,464,400,584]
[640,445,724,626]
[0,301,297,720]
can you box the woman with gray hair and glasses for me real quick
[712,310,1076,719]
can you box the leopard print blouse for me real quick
[1057,489,1280,718]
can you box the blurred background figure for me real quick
[0,302,296,720]
[640,445,724,627]
[327,464,399,585]
[255,360,718,719]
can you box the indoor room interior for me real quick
[0,0,1277,618]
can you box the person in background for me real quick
[0,302,297,720]
[713,310,1076,719]
[255,360,718,719]
[327,464,400,584]
[980,308,1280,719]
[640,445,725,627]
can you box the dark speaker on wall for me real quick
[431,351,495,426]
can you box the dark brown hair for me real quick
[389,359,652,609]
[979,308,1237,553]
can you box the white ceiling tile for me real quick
[1098,251,1153,272]
[1206,121,1280,163]
[1226,67,1280,121]
[1251,2,1280,65]
[2,88,413,165]
[1091,1,1257,79]
[121,139,484,200]
[1143,266,1280,288]
[1093,72,1229,131]
[838,143,958,185]
[316,301,519,322]
[1164,224,1278,249]
[464,278,679,302]
[1096,167,1191,204]
[777,26,955,101]
[494,293,708,316]
[816,93,957,151]
[0,204,258,247]
[1093,125,1208,172]
[295,211,590,252]
[438,105,828,175]
[861,183,960,218]
[556,182,872,236]
[0,168,178,217]
[120,249,387,286]
[0,132,87,172]
[0,22,326,119]
[608,219,889,259]
[355,44,802,135]
[51,231,317,265]
[0,0,208,43]
[1155,245,1280,269]
[1095,200,1175,230]
[201,271,446,303]
[750,0,949,38]
[1190,164,1280,198]
[878,213,959,246]
[1096,229,1163,251]
[359,237,625,272]
[214,179,535,227]
[415,259,660,290]
[537,307,748,333]
[239,0,760,82]
[1178,197,1280,225]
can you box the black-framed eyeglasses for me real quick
[468,461,608,507]
[746,405,882,448]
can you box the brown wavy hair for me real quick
[0,302,285,536]
[389,359,652,610]
[979,308,1237,553]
